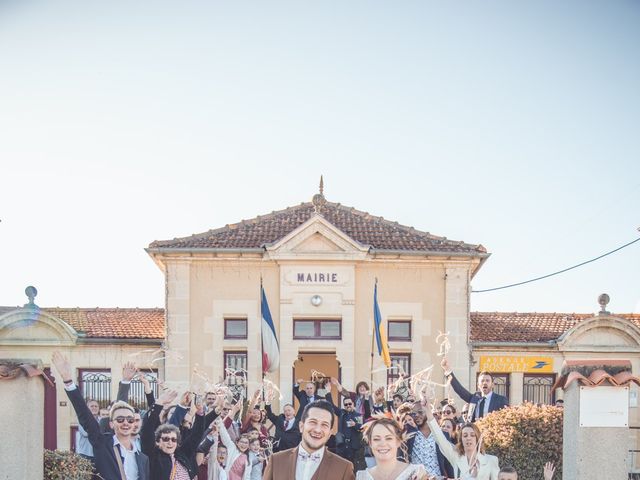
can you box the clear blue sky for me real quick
[1,1,638,314]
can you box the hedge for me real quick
[477,402,563,479]
[44,449,94,480]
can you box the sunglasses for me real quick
[113,416,135,424]
[343,403,353,406]
[160,436,178,443]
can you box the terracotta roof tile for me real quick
[554,368,640,390]
[148,201,486,255]
[470,312,640,343]
[44,307,165,339]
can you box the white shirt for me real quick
[295,445,325,480]
[479,392,493,417]
[283,418,295,431]
[76,424,94,457]
[114,436,139,480]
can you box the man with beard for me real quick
[263,400,355,480]
[405,403,453,479]
[441,357,508,421]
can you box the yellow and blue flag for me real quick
[373,283,391,368]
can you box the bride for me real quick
[356,417,428,480]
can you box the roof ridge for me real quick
[150,199,484,251]
[42,307,164,311]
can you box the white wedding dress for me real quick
[356,463,428,480]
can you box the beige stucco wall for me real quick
[161,248,475,408]
[2,374,44,479]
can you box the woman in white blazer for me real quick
[425,400,499,480]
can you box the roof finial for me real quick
[312,175,327,213]
[24,285,38,308]
[598,293,610,315]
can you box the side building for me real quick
[0,298,164,450]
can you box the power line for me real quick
[472,235,640,293]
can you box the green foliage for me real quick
[44,449,94,480]
[477,403,563,480]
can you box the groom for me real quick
[263,399,355,480]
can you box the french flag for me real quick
[261,285,280,374]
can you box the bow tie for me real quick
[298,451,322,463]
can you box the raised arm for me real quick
[323,381,341,415]
[424,399,458,468]
[140,388,178,456]
[331,377,352,400]
[242,389,261,430]
[179,403,206,458]
[51,352,102,446]
[215,417,240,459]
[264,403,280,426]
[137,373,155,408]
[293,379,304,402]
[116,361,137,402]
[441,357,474,403]
[168,392,192,427]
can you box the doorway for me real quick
[293,352,341,409]
[43,368,57,450]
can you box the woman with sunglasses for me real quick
[141,389,207,480]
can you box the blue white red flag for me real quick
[261,286,280,374]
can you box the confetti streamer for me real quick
[435,331,451,357]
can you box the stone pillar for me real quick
[165,261,191,383]
[445,266,471,389]
[0,361,44,480]
[557,359,636,480]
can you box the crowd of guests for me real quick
[51,351,557,480]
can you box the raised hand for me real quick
[51,351,73,383]
[543,462,556,480]
[138,374,152,394]
[440,357,451,372]
[122,361,137,382]
[179,391,193,408]
[157,389,178,406]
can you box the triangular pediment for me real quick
[265,213,370,260]
[0,307,77,346]
[558,315,640,352]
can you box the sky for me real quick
[1,1,638,314]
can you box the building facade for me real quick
[146,191,488,404]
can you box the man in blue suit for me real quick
[441,357,508,422]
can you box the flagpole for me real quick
[370,278,377,392]
[260,276,265,402]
